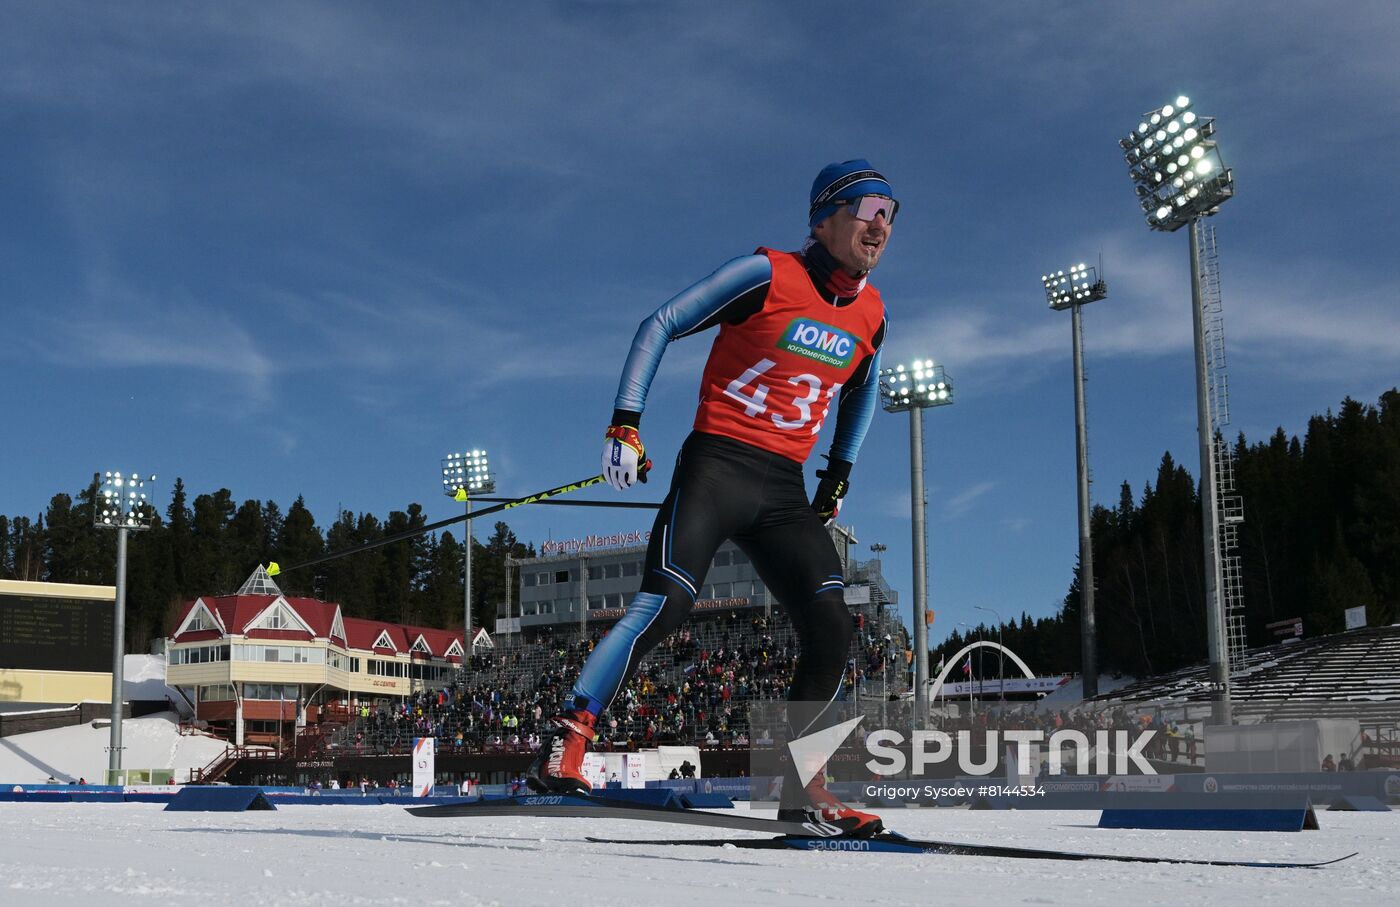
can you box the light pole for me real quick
[974,604,1005,704]
[959,620,982,712]
[441,450,495,671]
[1120,95,1237,725]
[1042,263,1108,699]
[94,470,156,781]
[880,359,952,725]
[870,542,888,711]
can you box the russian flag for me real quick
[962,655,972,676]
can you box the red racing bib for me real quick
[692,248,885,462]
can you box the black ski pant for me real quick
[569,431,852,730]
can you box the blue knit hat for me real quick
[809,159,894,227]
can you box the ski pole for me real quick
[266,473,608,578]
[469,497,661,510]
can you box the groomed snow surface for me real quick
[0,801,1395,906]
[1,666,1394,905]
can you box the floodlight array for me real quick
[442,449,495,495]
[96,471,157,530]
[1120,95,1233,231]
[879,359,953,413]
[1042,263,1108,310]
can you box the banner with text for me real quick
[412,737,435,798]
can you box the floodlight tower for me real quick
[1120,95,1240,724]
[878,359,953,723]
[94,470,156,779]
[1042,263,1108,699]
[441,450,495,666]
[869,542,889,707]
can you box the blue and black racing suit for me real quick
[569,248,887,736]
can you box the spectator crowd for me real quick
[325,610,907,756]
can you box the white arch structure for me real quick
[927,641,1035,700]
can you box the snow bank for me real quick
[122,653,186,710]
[0,711,226,785]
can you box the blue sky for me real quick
[3,2,1397,659]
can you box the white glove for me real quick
[601,424,650,492]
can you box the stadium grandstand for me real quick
[1091,625,1400,713]
[1082,624,1400,771]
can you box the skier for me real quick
[527,160,895,837]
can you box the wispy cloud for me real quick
[877,490,914,522]
[25,278,279,410]
[944,481,997,519]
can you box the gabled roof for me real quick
[169,595,267,642]
[169,594,339,642]
[172,598,226,638]
[342,617,408,654]
[283,598,341,639]
[402,625,466,661]
[167,593,457,660]
[245,597,316,636]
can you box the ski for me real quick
[583,832,1358,868]
[406,793,846,837]
[409,795,1358,868]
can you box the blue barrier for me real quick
[165,786,276,812]
[272,794,385,805]
[0,790,71,802]
[124,793,178,804]
[651,777,760,799]
[464,788,682,808]
[1100,806,1320,832]
[1327,795,1390,811]
[600,788,680,807]
[68,791,124,803]
[1174,770,1400,803]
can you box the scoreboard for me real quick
[0,591,113,674]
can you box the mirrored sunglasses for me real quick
[835,195,899,224]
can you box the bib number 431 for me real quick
[722,358,841,434]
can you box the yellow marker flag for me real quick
[267,562,281,577]
[454,488,468,502]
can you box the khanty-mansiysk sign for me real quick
[539,530,651,557]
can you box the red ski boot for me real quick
[526,710,598,794]
[778,773,884,838]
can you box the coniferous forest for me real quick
[0,478,533,653]
[939,389,1400,680]
[3,390,1397,677]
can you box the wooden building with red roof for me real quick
[165,567,478,745]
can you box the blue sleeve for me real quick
[614,254,773,415]
[828,322,885,464]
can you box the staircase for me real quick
[188,745,279,784]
